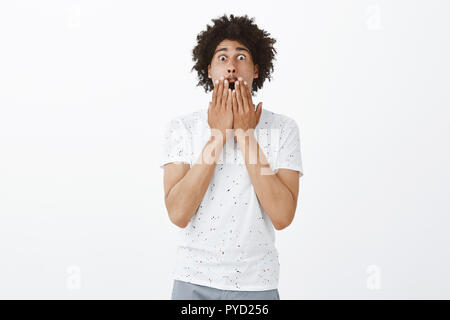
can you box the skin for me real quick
[164,39,300,230]
[208,39,259,96]
[207,39,261,141]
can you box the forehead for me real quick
[213,39,250,54]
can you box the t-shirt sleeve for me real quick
[273,118,304,177]
[159,118,191,169]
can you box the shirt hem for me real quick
[173,276,278,292]
[273,165,303,176]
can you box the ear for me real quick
[208,64,211,78]
[253,64,259,79]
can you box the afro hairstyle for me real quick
[191,14,277,96]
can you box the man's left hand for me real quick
[232,77,263,137]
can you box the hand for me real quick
[208,77,233,144]
[231,77,262,140]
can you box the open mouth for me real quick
[228,82,235,90]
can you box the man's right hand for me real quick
[208,76,233,144]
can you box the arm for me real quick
[231,79,300,230]
[164,136,225,228]
[236,133,300,230]
[163,77,233,228]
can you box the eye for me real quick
[218,54,246,62]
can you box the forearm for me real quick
[237,133,295,229]
[166,136,224,227]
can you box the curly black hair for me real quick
[191,14,277,96]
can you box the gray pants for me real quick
[171,280,280,300]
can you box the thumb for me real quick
[256,102,263,123]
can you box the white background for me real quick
[0,0,449,299]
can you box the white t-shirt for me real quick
[159,107,303,291]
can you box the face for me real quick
[208,39,259,92]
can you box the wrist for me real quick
[201,135,224,165]
[234,128,256,142]
[210,128,231,146]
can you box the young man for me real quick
[160,14,304,300]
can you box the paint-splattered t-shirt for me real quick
[160,107,303,291]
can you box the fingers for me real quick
[232,89,238,114]
[235,81,244,114]
[256,102,263,124]
[212,79,218,107]
[217,77,224,107]
[226,87,232,111]
[244,81,254,109]
[221,79,229,109]
[239,79,249,112]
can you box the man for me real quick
[160,14,304,300]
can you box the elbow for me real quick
[165,194,189,228]
[273,212,295,231]
[272,192,298,231]
[274,220,290,231]
[168,210,189,228]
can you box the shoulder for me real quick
[259,108,299,130]
[164,108,206,133]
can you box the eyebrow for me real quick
[214,47,250,55]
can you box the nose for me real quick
[227,69,237,82]
[227,62,236,76]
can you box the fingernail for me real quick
[224,79,228,84]
[244,81,247,86]
[238,77,243,81]
[215,80,218,84]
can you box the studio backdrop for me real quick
[0,0,449,299]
